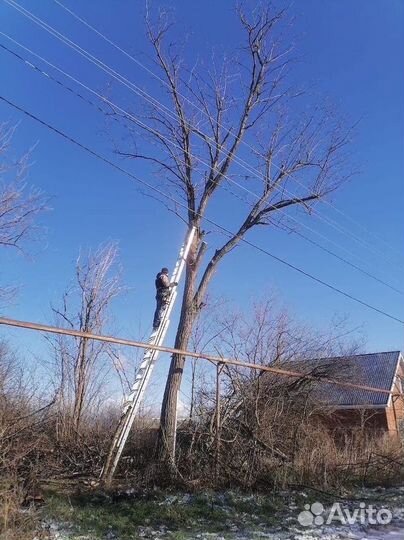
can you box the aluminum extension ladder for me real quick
[100,226,196,484]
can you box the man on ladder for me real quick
[100,228,196,484]
[153,267,177,330]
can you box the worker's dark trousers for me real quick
[153,293,169,329]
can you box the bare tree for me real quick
[0,123,47,306]
[113,5,354,463]
[181,300,363,486]
[0,123,46,252]
[50,243,122,434]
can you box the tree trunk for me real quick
[72,337,88,431]
[158,233,200,464]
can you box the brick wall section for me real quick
[386,362,404,435]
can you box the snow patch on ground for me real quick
[37,486,404,540]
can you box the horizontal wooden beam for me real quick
[0,316,396,397]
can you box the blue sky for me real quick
[0,0,403,402]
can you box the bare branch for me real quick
[0,124,47,252]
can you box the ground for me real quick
[26,486,404,540]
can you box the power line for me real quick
[0,315,399,396]
[0,42,113,118]
[27,3,404,272]
[52,0,404,264]
[3,0,402,273]
[1,93,403,325]
[1,37,403,297]
[284,226,404,295]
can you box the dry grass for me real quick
[1,328,404,538]
[1,398,403,538]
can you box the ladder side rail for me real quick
[122,256,185,405]
[170,227,196,284]
[116,316,172,444]
[112,319,171,468]
[109,288,177,474]
[114,280,178,450]
[100,226,196,482]
[122,226,195,424]
[123,287,178,407]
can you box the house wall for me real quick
[386,362,404,436]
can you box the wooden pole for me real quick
[215,362,224,482]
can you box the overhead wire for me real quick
[3,0,403,273]
[1,93,403,325]
[51,0,404,264]
[1,35,403,296]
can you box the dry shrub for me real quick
[0,343,51,539]
[174,369,404,491]
[283,423,403,489]
[0,481,39,540]
[169,300,404,490]
[0,297,402,514]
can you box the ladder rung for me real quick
[100,226,196,482]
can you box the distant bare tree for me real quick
[0,123,46,251]
[50,243,122,434]
[0,123,47,305]
[181,300,363,485]
[113,5,354,463]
